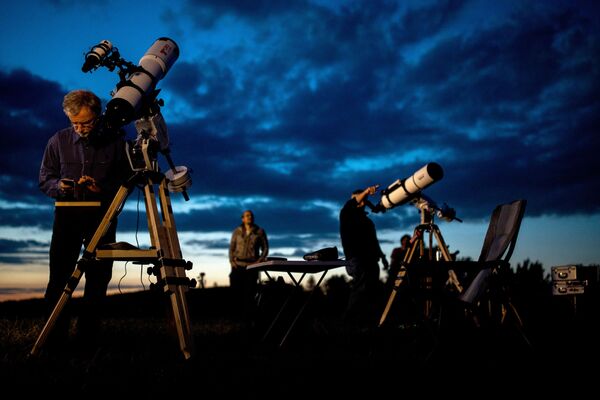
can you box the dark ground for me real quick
[0,279,598,397]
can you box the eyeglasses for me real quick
[70,117,97,128]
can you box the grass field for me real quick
[1,283,598,396]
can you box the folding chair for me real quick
[447,199,528,340]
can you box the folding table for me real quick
[247,259,348,346]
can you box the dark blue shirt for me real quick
[39,126,128,202]
[339,197,383,262]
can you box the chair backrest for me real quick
[478,199,527,263]
[459,199,527,304]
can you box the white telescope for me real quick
[377,162,443,211]
[104,37,179,128]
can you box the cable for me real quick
[135,186,141,248]
[133,187,149,291]
[140,262,146,291]
[118,261,129,294]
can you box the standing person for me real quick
[228,210,269,314]
[386,234,412,289]
[39,89,128,347]
[339,186,388,328]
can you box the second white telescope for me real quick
[378,162,444,210]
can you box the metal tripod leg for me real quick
[431,225,463,293]
[378,265,408,327]
[378,222,461,327]
[379,235,421,327]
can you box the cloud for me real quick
[1,0,599,259]
[0,69,67,201]
[0,207,53,229]
[0,238,48,264]
[180,0,308,28]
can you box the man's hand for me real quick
[354,184,380,207]
[58,178,75,194]
[366,185,379,196]
[78,175,101,193]
[381,254,389,270]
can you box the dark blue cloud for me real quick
[0,238,48,264]
[0,69,66,194]
[0,208,53,229]
[180,0,309,28]
[1,0,599,270]
[0,238,47,253]
[393,0,466,44]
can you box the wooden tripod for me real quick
[31,169,195,360]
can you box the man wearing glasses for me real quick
[39,89,129,348]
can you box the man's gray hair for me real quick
[62,89,102,116]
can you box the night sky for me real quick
[1,0,599,300]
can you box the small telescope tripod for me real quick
[31,169,195,359]
[379,209,462,327]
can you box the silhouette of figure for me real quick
[228,210,269,316]
[386,234,411,289]
[197,272,206,289]
[339,186,388,328]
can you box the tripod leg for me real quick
[86,185,132,251]
[432,227,452,262]
[168,283,194,359]
[31,185,131,356]
[379,235,422,326]
[148,180,194,359]
[31,262,85,356]
[379,265,407,327]
[431,226,464,293]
